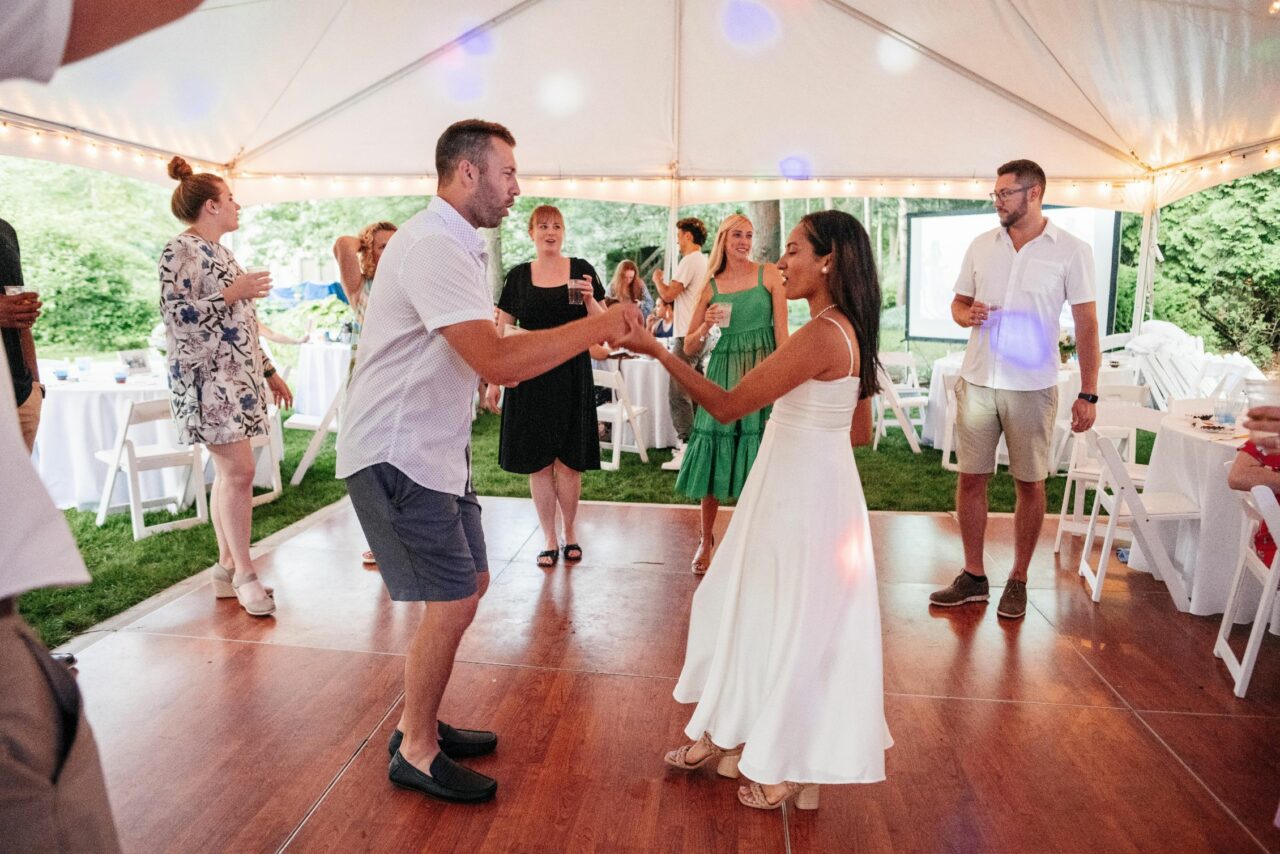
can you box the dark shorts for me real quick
[344,462,488,602]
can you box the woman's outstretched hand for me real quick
[614,312,661,357]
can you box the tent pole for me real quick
[1132,184,1158,334]
[666,0,683,280]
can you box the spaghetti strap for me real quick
[820,315,856,377]
[756,264,764,288]
[710,276,719,297]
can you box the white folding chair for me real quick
[873,364,923,454]
[1168,397,1215,418]
[94,399,209,541]
[594,368,650,470]
[286,383,344,486]
[1099,332,1133,352]
[250,406,284,506]
[939,375,961,472]
[1214,484,1280,697]
[1054,402,1157,553]
[1077,429,1198,606]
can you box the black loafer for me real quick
[388,751,496,803]
[388,721,498,759]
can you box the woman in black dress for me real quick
[488,205,606,567]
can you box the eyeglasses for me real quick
[988,186,1032,203]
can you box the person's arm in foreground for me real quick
[62,0,202,64]
[443,304,639,388]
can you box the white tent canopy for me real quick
[1,0,1277,212]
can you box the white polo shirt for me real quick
[671,250,709,338]
[954,220,1095,391]
[335,197,494,496]
[0,0,72,83]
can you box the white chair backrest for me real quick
[592,368,624,394]
[1090,430,1146,513]
[1206,371,1245,401]
[1098,383,1148,404]
[1249,485,1280,539]
[877,351,921,387]
[125,399,175,426]
[1100,332,1133,353]
[1168,398,1215,418]
[1094,401,1164,433]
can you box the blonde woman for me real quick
[608,259,654,318]
[334,221,396,566]
[676,214,789,574]
[159,157,292,617]
[333,220,397,334]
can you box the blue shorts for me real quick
[344,462,488,602]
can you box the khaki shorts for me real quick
[955,379,1057,482]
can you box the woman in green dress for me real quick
[676,213,790,573]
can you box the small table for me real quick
[1128,415,1278,632]
[293,341,352,418]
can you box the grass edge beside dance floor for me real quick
[21,411,1109,648]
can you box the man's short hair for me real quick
[435,119,516,182]
[676,217,708,247]
[997,159,1047,194]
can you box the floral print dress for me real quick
[159,233,274,445]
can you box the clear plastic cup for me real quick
[3,285,23,296]
[567,277,588,306]
[1213,395,1243,427]
[1245,379,1280,440]
[716,303,733,328]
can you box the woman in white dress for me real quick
[617,210,892,810]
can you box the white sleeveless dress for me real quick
[672,320,893,785]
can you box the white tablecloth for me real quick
[293,341,352,417]
[920,353,1137,448]
[34,366,281,511]
[598,356,678,450]
[1128,416,1279,632]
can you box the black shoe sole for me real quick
[928,594,990,607]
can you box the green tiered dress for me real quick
[675,266,776,500]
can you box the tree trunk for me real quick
[748,199,781,264]
[481,227,503,301]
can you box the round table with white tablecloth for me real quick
[33,364,282,510]
[596,355,678,450]
[1127,415,1280,633]
[292,341,352,418]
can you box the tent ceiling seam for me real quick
[235,0,549,168]
[1006,0,1149,170]
[230,0,352,169]
[823,0,1146,172]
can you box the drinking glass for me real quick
[1245,379,1280,441]
[716,303,733,328]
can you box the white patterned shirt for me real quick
[335,198,493,495]
[954,220,1095,391]
[0,0,72,83]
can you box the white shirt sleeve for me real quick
[0,0,74,83]
[1065,242,1097,305]
[403,236,493,332]
[952,242,977,297]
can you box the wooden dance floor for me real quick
[65,498,1280,852]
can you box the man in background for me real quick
[651,217,709,471]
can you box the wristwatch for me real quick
[1077,392,1099,404]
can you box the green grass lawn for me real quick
[21,410,1147,649]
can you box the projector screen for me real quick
[904,207,1119,343]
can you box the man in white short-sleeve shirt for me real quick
[336,119,638,804]
[651,217,709,469]
[0,0,199,83]
[929,159,1100,620]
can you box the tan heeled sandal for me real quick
[210,563,273,599]
[231,572,276,617]
[690,538,714,575]
[663,733,742,778]
[738,781,820,811]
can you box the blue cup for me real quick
[53,369,68,381]
[113,371,127,384]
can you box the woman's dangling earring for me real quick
[821,266,829,274]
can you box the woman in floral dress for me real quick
[159,156,292,617]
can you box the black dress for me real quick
[496,258,606,474]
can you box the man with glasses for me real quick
[929,159,1100,619]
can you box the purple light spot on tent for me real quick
[176,78,218,121]
[460,27,494,56]
[445,69,484,102]
[722,1,780,49]
[779,155,812,179]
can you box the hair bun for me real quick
[167,156,193,181]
